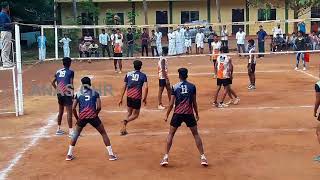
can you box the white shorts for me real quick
[185,39,192,47]
[196,42,204,48]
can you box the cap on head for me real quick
[81,77,91,87]
[133,60,142,70]
[178,68,188,80]
[63,57,72,68]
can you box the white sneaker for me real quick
[66,154,75,161]
[109,155,118,161]
[118,71,122,74]
[225,99,234,105]
[294,67,298,71]
[56,129,65,135]
[233,97,240,105]
[200,155,208,166]
[218,103,229,108]
[158,105,166,110]
[303,67,306,71]
[248,84,253,90]
[160,157,169,166]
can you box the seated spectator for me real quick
[309,31,319,50]
[89,41,99,57]
[288,32,297,50]
[79,41,88,57]
[272,34,285,52]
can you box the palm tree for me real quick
[143,0,148,25]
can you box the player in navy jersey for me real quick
[66,77,117,161]
[119,60,148,136]
[51,57,74,137]
[160,68,208,167]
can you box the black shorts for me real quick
[159,79,167,87]
[248,63,256,74]
[57,95,73,106]
[127,97,141,109]
[170,113,197,128]
[114,53,123,57]
[217,78,231,87]
[77,117,102,128]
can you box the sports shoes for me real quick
[56,129,65,136]
[66,154,75,161]
[303,67,307,71]
[248,85,256,91]
[109,155,118,161]
[218,103,228,108]
[158,104,166,110]
[294,67,298,71]
[212,102,219,107]
[200,155,208,166]
[118,71,122,74]
[225,99,234,105]
[115,69,118,73]
[160,157,169,166]
[248,84,253,90]
[120,129,128,136]
[233,97,240,105]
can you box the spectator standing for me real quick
[236,28,246,57]
[59,34,72,58]
[141,28,149,56]
[221,25,229,48]
[168,27,176,56]
[295,31,307,71]
[184,27,192,54]
[37,34,47,61]
[207,26,217,53]
[126,28,134,57]
[256,25,267,58]
[272,24,283,38]
[309,31,319,50]
[175,27,184,55]
[297,21,306,34]
[150,30,159,57]
[0,1,13,68]
[155,28,163,55]
[195,29,205,54]
[113,28,124,73]
[99,29,111,57]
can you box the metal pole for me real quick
[14,24,24,115]
[55,26,58,59]
[12,67,18,116]
[215,0,222,33]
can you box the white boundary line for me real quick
[297,70,320,80]
[0,113,57,180]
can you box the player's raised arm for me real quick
[72,97,79,121]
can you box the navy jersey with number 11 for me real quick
[172,81,196,114]
[124,70,148,100]
[75,89,100,120]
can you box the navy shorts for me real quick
[77,117,102,128]
[159,79,167,87]
[217,78,231,87]
[170,113,197,128]
[127,97,141,109]
[57,95,73,106]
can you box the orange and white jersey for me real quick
[217,55,231,79]
[158,57,168,80]
[211,41,222,60]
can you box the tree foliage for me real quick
[8,0,53,23]
[248,0,320,18]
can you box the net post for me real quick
[55,25,58,60]
[12,68,18,116]
[14,24,24,116]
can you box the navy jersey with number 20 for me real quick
[124,70,148,100]
[75,89,100,120]
[172,81,196,114]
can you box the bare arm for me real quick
[143,82,149,105]
[118,82,127,106]
[96,97,102,115]
[314,92,320,118]
[161,59,168,80]
[51,76,57,89]
[72,98,79,121]
[193,94,199,121]
[165,95,175,122]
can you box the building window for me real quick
[181,11,199,24]
[258,9,276,21]
[106,12,124,25]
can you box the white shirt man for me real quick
[195,31,205,48]
[155,30,163,55]
[99,31,110,46]
[272,25,283,38]
[236,30,246,45]
[168,30,176,55]
[221,27,228,41]
[59,36,72,58]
